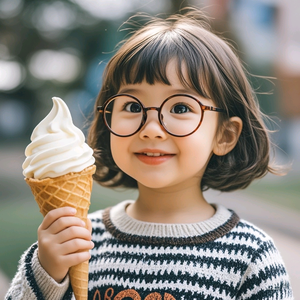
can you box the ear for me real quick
[213,116,243,156]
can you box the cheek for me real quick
[180,138,213,168]
[180,125,218,166]
[110,136,121,163]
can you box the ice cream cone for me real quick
[25,164,96,300]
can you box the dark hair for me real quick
[88,9,279,192]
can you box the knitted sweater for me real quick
[5,200,293,300]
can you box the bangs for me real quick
[111,29,212,99]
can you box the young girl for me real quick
[6,10,293,300]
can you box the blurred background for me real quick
[0,0,299,298]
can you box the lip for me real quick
[134,149,175,165]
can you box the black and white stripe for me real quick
[5,200,293,299]
[88,201,293,299]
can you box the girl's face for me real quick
[110,62,221,191]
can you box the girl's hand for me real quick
[37,207,94,283]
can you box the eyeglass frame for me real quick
[97,93,226,137]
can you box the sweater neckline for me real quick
[102,200,240,246]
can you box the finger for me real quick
[61,239,94,255]
[63,251,91,268]
[49,216,86,235]
[40,207,77,230]
[56,226,92,244]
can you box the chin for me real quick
[136,179,167,189]
[137,178,179,190]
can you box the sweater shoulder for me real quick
[233,218,273,241]
[225,218,278,253]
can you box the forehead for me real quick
[160,60,189,87]
[118,61,192,93]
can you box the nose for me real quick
[139,109,167,140]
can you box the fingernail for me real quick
[91,241,94,248]
[70,208,77,214]
[81,221,86,227]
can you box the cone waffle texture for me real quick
[25,164,96,300]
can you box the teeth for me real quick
[144,152,165,157]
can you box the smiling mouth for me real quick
[135,152,174,165]
[142,152,166,157]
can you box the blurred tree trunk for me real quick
[170,0,190,13]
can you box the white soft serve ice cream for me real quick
[22,97,95,179]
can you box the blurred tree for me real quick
[0,0,194,141]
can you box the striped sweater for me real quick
[5,200,293,300]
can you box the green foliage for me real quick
[246,175,300,211]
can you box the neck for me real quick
[126,182,215,224]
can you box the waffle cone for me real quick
[25,164,96,300]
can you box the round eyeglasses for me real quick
[97,93,225,137]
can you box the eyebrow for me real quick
[172,88,200,97]
[118,88,143,95]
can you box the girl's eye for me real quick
[124,102,142,113]
[170,103,191,114]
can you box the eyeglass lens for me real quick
[104,95,203,136]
